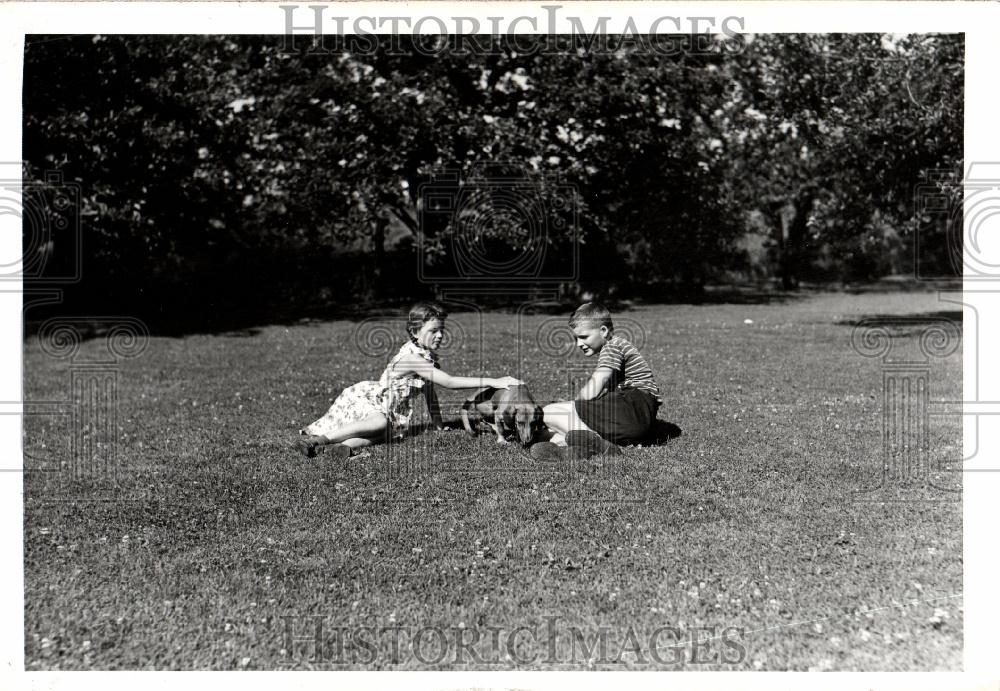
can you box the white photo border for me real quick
[1,2,997,688]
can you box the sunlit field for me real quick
[24,291,962,670]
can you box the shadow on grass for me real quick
[23,283,949,342]
[23,294,795,343]
[643,419,683,445]
[663,285,806,306]
[835,310,963,331]
[23,299,422,342]
[404,418,681,449]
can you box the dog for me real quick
[460,384,544,447]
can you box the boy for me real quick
[532,302,662,460]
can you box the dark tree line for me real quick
[23,33,962,327]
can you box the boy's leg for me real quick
[565,430,622,457]
[567,389,658,456]
[542,401,597,445]
[562,394,628,457]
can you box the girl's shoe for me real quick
[565,430,622,458]
[294,435,326,458]
[327,444,353,461]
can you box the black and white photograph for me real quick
[1,1,997,683]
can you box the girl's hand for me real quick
[495,376,524,389]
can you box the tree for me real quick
[720,34,963,286]
[23,33,963,327]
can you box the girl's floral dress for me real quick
[300,340,438,438]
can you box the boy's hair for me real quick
[568,302,614,330]
[407,300,448,335]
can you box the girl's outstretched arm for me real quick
[426,368,522,391]
[398,356,521,390]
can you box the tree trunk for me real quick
[769,187,816,291]
[371,211,388,299]
[767,201,791,290]
[783,187,816,290]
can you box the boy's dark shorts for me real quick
[575,387,660,443]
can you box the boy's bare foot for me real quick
[327,444,353,461]
[294,435,326,458]
[566,430,622,458]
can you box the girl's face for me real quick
[414,319,446,351]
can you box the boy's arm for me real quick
[577,367,614,400]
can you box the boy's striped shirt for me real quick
[596,334,661,401]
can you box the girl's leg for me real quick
[325,413,391,459]
[320,413,389,445]
[324,436,376,461]
[296,414,388,458]
[341,437,374,451]
[294,435,328,457]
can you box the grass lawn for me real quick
[22,290,963,670]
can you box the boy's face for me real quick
[415,319,446,351]
[572,322,609,357]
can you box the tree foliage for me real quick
[22,33,963,323]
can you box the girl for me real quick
[295,301,522,459]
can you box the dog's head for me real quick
[514,402,545,447]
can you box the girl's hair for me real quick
[568,302,614,330]
[407,300,448,336]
